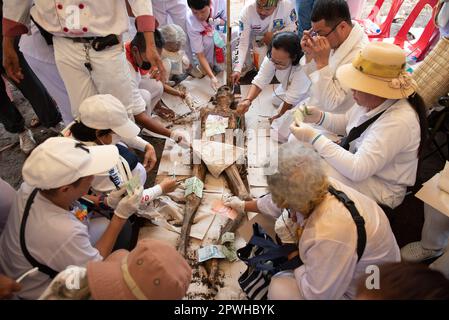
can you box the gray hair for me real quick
[159,24,187,48]
[266,142,329,216]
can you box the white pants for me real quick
[53,37,134,117]
[421,204,449,278]
[268,271,302,300]
[139,78,164,115]
[0,178,15,236]
[153,0,192,61]
[23,54,73,125]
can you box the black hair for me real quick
[69,121,112,143]
[187,0,211,10]
[407,93,428,158]
[267,32,303,66]
[131,29,165,53]
[311,0,352,27]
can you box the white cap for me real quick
[78,94,140,139]
[22,137,120,189]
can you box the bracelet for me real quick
[311,134,323,145]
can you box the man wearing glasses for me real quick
[299,0,368,113]
[232,0,297,85]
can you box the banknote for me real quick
[197,245,226,262]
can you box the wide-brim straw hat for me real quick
[336,42,416,99]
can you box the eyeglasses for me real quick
[267,51,290,68]
[311,20,343,38]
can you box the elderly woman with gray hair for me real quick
[225,143,400,300]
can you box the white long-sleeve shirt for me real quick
[252,56,309,105]
[3,0,155,37]
[313,99,420,208]
[257,178,400,300]
[234,0,297,73]
[301,22,368,113]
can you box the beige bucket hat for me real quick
[336,42,416,99]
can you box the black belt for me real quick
[68,34,120,51]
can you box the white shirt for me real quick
[235,0,297,73]
[3,0,154,37]
[314,99,420,208]
[186,0,227,60]
[0,183,102,299]
[252,57,308,105]
[257,178,400,300]
[302,22,368,113]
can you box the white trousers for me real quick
[53,37,135,117]
[153,0,192,61]
[139,78,164,115]
[23,54,74,125]
[0,178,16,236]
[421,204,449,278]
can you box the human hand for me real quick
[114,186,143,219]
[210,76,219,91]
[0,274,21,299]
[231,71,241,85]
[236,99,251,115]
[177,90,186,99]
[3,38,24,83]
[106,187,127,209]
[308,36,331,69]
[171,129,191,148]
[300,29,315,59]
[263,31,274,46]
[146,45,167,82]
[289,122,320,144]
[223,196,246,214]
[159,178,179,194]
[295,105,323,124]
[143,143,157,172]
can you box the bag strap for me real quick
[328,186,366,262]
[20,188,59,279]
[339,109,387,150]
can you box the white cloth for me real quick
[0,183,102,299]
[3,0,153,38]
[53,37,135,117]
[310,99,420,208]
[252,57,310,106]
[186,0,227,65]
[302,21,368,113]
[0,178,15,236]
[20,25,73,125]
[234,0,297,73]
[258,178,400,300]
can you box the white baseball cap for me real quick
[78,94,140,139]
[22,137,120,189]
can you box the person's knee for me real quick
[268,275,301,300]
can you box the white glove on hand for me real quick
[289,122,321,144]
[275,211,299,244]
[210,76,219,91]
[223,196,245,214]
[114,186,143,219]
[106,187,127,209]
[171,129,191,148]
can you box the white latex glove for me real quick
[223,196,245,214]
[275,211,299,244]
[289,122,321,144]
[210,76,219,91]
[171,129,191,148]
[39,266,89,300]
[106,187,127,209]
[114,186,143,219]
[295,105,323,124]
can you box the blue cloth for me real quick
[296,0,315,39]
